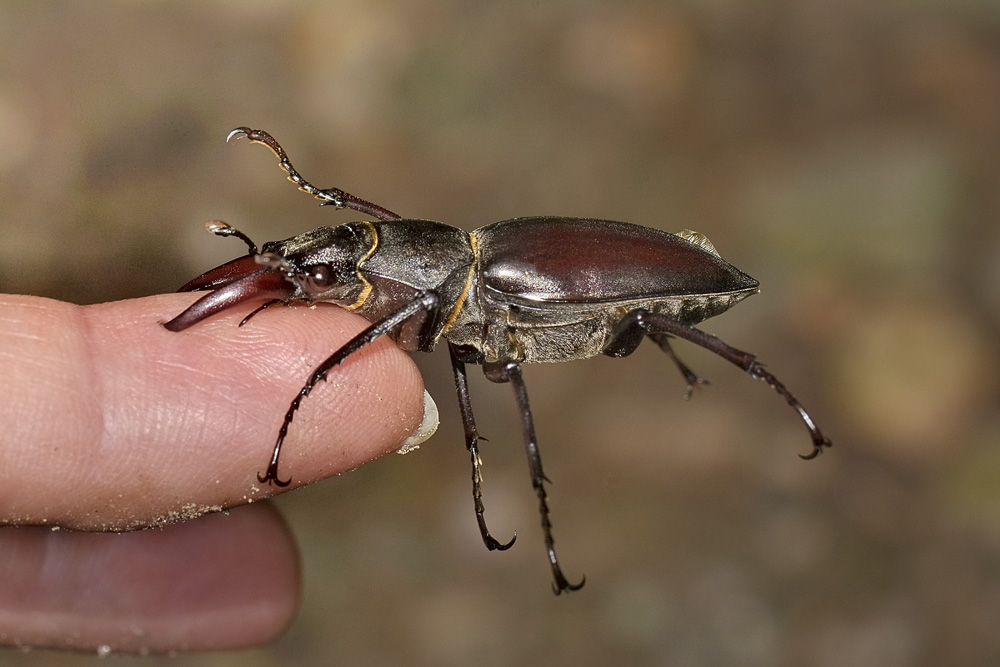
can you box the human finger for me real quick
[0,503,299,653]
[0,293,428,530]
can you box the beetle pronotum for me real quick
[166,128,831,593]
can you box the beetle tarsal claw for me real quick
[488,531,516,551]
[257,468,291,487]
[226,127,251,143]
[553,573,586,595]
[799,436,832,460]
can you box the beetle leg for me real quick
[238,299,282,327]
[647,333,711,400]
[483,360,585,594]
[618,309,832,460]
[258,291,440,487]
[601,315,646,357]
[448,344,516,552]
[604,316,709,398]
[227,127,404,222]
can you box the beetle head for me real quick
[164,221,376,332]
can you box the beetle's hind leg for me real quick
[226,127,403,222]
[483,360,585,594]
[615,309,832,460]
[647,333,711,399]
[603,314,709,398]
[448,344,516,552]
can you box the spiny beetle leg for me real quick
[258,291,440,487]
[484,360,585,594]
[448,343,516,552]
[604,315,709,398]
[647,333,710,399]
[619,309,832,460]
[227,127,403,222]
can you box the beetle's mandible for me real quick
[165,127,831,594]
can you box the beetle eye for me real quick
[302,264,335,293]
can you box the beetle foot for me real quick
[552,572,586,595]
[257,467,291,487]
[484,531,516,551]
[226,126,270,149]
[799,435,832,460]
[682,376,711,401]
[226,127,250,143]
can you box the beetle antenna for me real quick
[205,220,258,255]
[226,127,404,222]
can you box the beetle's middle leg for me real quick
[613,309,832,460]
[448,343,517,552]
[483,360,585,595]
[603,315,709,398]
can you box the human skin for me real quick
[0,293,426,653]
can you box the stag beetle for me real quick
[165,128,831,594]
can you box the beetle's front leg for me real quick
[448,344,516,552]
[615,309,832,460]
[483,360,585,594]
[259,292,440,486]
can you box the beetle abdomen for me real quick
[473,217,758,306]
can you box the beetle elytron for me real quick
[166,128,831,593]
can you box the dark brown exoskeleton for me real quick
[166,128,831,593]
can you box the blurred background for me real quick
[2,1,999,665]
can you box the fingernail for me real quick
[396,390,439,454]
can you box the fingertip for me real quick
[0,294,426,529]
[0,504,300,653]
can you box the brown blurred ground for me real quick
[2,1,1000,665]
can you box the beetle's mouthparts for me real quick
[164,256,294,332]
